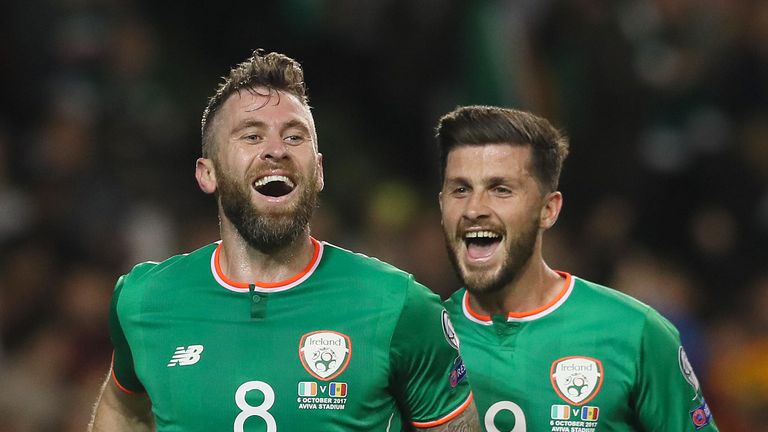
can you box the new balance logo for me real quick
[167,345,204,367]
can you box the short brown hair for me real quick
[200,49,308,158]
[435,105,569,192]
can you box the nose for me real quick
[463,191,491,221]
[259,135,288,161]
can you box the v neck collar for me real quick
[462,271,574,325]
[210,238,324,293]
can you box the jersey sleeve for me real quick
[389,276,473,428]
[634,308,718,431]
[109,273,146,394]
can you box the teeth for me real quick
[253,175,294,189]
[464,230,500,239]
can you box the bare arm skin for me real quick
[416,400,481,432]
[88,369,154,432]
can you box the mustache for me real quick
[454,224,503,237]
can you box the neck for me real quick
[218,219,315,285]
[468,254,565,317]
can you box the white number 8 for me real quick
[234,381,277,432]
[484,400,526,432]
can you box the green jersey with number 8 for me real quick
[110,239,473,431]
[443,272,718,432]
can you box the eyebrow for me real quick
[443,175,524,188]
[231,119,266,135]
[485,176,518,186]
[282,119,311,135]
[231,119,311,135]
[444,176,470,185]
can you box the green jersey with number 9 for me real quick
[443,272,718,432]
[110,239,473,431]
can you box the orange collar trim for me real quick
[211,238,323,293]
[463,271,574,325]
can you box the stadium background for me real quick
[0,0,766,429]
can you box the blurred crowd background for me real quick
[1,0,767,430]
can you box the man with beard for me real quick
[89,50,478,432]
[436,106,718,431]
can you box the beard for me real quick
[216,165,319,253]
[445,216,539,295]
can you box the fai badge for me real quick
[551,356,603,405]
[299,330,352,381]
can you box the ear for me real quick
[438,192,444,225]
[316,153,325,192]
[540,191,563,230]
[195,158,217,194]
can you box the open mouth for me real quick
[253,175,295,197]
[464,230,502,260]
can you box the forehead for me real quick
[445,143,532,178]
[217,87,314,132]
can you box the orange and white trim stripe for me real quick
[211,237,324,293]
[463,272,574,325]
[411,392,474,428]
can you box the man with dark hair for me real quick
[436,105,718,431]
[89,50,479,431]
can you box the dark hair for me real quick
[435,105,569,192]
[200,49,308,158]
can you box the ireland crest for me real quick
[551,356,603,405]
[299,330,351,381]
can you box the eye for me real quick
[242,133,262,142]
[284,135,306,146]
[493,186,513,195]
[450,186,469,196]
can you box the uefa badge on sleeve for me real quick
[449,356,467,388]
[690,400,713,430]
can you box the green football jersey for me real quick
[443,272,718,432]
[110,238,472,431]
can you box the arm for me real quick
[89,368,155,432]
[416,400,480,432]
[634,309,718,431]
[391,277,480,431]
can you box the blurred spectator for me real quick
[708,273,768,431]
[610,250,711,376]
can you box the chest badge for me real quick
[299,330,352,381]
[551,356,603,405]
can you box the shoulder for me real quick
[118,242,218,291]
[571,275,679,336]
[442,288,466,314]
[572,276,653,317]
[321,241,441,306]
[320,242,420,285]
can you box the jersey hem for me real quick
[111,353,144,395]
[411,391,474,428]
